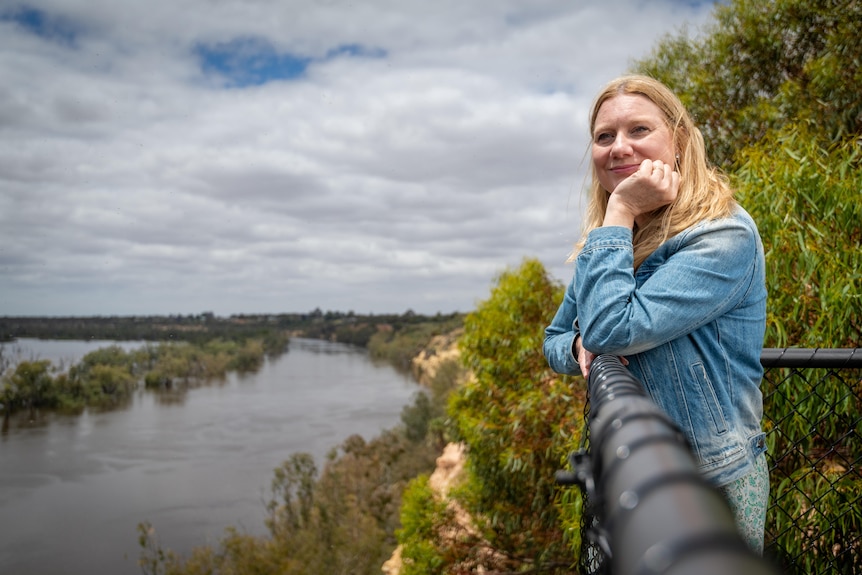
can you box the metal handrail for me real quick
[557,354,779,575]
[761,347,862,368]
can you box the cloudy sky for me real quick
[0,0,717,317]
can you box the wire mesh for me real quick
[572,349,860,574]
[761,350,861,575]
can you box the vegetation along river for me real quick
[0,337,420,575]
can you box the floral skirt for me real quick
[720,452,770,554]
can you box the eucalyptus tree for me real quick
[635,0,861,347]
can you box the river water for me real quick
[0,338,420,574]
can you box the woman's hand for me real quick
[604,159,680,228]
[575,335,598,378]
[575,335,628,379]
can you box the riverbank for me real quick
[0,338,423,575]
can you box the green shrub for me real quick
[447,258,585,571]
[397,475,449,575]
[734,126,861,348]
[1,360,56,412]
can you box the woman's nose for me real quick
[611,134,633,157]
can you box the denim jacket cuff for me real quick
[583,226,633,252]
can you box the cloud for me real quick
[0,0,716,316]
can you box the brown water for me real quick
[0,338,420,574]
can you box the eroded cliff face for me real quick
[385,329,524,574]
[409,328,463,387]
[381,442,470,575]
[383,331,469,575]
[381,546,402,574]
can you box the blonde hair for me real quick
[572,75,736,268]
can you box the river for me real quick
[0,337,420,574]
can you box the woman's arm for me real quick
[576,214,760,356]
[543,275,582,375]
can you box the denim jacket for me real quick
[544,206,767,486]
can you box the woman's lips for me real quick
[610,164,639,175]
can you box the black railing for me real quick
[760,348,861,574]
[559,348,861,575]
[558,354,777,575]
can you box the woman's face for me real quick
[591,93,676,193]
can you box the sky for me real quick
[0,0,718,317]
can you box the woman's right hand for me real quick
[575,335,627,379]
[575,335,598,378]
[604,159,679,228]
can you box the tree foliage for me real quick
[734,126,861,347]
[636,0,862,169]
[397,475,451,575]
[438,258,584,572]
[1,360,55,413]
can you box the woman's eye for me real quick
[632,126,649,135]
[595,133,613,144]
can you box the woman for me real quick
[543,75,769,553]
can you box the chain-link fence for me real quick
[761,348,862,575]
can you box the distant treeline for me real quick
[0,309,465,418]
[0,309,466,349]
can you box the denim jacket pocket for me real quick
[689,361,729,435]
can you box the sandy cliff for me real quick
[383,330,470,575]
